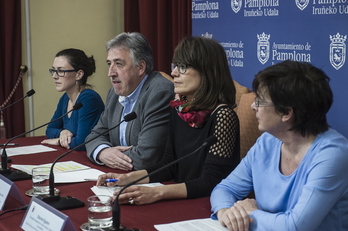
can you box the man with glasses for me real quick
[85,32,174,171]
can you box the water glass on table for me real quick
[88,195,113,229]
[32,166,50,195]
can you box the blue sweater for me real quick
[46,89,104,150]
[211,129,348,231]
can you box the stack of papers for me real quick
[154,218,228,231]
[0,145,57,156]
[11,161,105,183]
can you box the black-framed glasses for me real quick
[171,63,190,74]
[49,68,77,77]
[254,97,274,108]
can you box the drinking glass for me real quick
[88,195,113,229]
[32,166,50,195]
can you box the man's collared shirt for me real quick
[92,75,149,163]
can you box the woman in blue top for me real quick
[41,48,104,151]
[211,60,348,231]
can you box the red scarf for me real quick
[170,94,212,128]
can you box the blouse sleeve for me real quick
[185,106,240,198]
[68,91,104,150]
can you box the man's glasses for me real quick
[49,69,77,77]
[254,97,274,108]
[171,63,190,74]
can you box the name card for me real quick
[21,197,76,231]
[0,174,25,211]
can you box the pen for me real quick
[84,178,118,182]
[0,143,19,146]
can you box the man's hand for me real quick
[98,146,133,171]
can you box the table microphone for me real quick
[41,111,137,211]
[0,102,83,181]
[112,135,218,231]
[0,89,35,112]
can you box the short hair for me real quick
[172,36,236,111]
[55,48,95,87]
[252,60,333,136]
[106,32,154,74]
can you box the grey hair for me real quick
[106,32,154,74]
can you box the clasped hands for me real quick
[217,198,258,231]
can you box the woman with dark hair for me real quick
[211,60,348,231]
[41,48,104,150]
[96,36,240,204]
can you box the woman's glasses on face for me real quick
[254,97,274,108]
[49,68,77,77]
[171,63,190,74]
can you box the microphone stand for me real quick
[0,102,82,181]
[112,135,217,231]
[41,112,137,211]
[0,89,35,112]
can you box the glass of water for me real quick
[32,166,50,195]
[88,195,113,229]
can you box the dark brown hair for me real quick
[172,36,236,111]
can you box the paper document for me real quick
[11,161,90,174]
[0,145,57,156]
[91,183,163,197]
[11,161,105,183]
[54,168,105,183]
[154,218,228,231]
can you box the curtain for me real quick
[124,0,192,75]
[0,0,25,138]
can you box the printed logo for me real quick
[329,32,347,70]
[202,32,213,38]
[295,0,309,11]
[231,0,242,13]
[257,32,271,65]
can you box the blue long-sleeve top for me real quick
[211,128,348,231]
[46,89,104,151]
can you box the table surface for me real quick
[0,136,211,231]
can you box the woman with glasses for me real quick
[211,60,348,231]
[41,48,104,150]
[96,36,240,205]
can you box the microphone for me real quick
[112,135,218,231]
[41,112,137,210]
[0,102,83,181]
[0,89,35,112]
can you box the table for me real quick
[0,136,211,231]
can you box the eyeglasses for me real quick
[49,68,77,77]
[171,63,190,74]
[254,97,274,108]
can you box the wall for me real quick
[21,0,124,135]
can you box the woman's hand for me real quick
[96,170,149,187]
[217,199,257,231]
[115,185,161,205]
[41,138,60,146]
[96,172,127,187]
[59,129,73,149]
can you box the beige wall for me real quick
[21,0,124,136]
